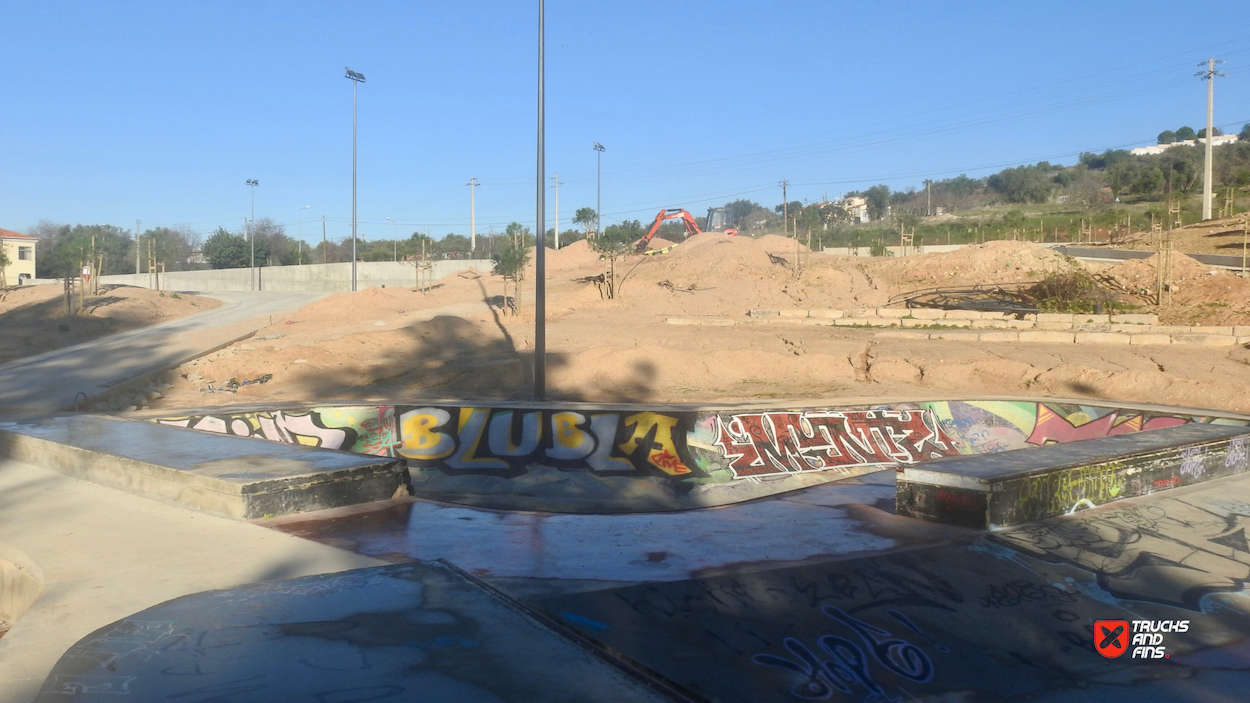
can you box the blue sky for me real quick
[2,1,1248,245]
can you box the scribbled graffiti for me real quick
[1226,438,1249,471]
[751,607,938,700]
[712,410,959,478]
[157,407,397,455]
[396,407,694,477]
[993,501,1250,610]
[1017,464,1125,521]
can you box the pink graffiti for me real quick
[1026,405,1188,446]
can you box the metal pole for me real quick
[135,220,141,274]
[322,215,327,264]
[535,0,546,400]
[1203,58,1215,221]
[595,146,602,237]
[468,178,478,254]
[352,78,358,291]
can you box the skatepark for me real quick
[3,237,1250,701]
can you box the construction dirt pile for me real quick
[0,284,219,366]
[136,237,1250,415]
[1110,252,1250,325]
[1124,214,1249,257]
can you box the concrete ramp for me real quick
[0,415,408,519]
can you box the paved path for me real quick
[0,291,328,420]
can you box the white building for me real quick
[1130,134,1239,156]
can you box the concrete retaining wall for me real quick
[91,259,495,292]
[143,399,1249,513]
[671,309,1250,346]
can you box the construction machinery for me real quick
[634,207,738,253]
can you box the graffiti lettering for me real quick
[714,410,958,478]
[396,406,692,477]
[977,580,1079,608]
[1026,405,1188,446]
[1227,438,1250,472]
[752,607,937,701]
[1017,464,1124,521]
[157,408,400,455]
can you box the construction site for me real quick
[0,207,1249,701]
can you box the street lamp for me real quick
[246,179,258,290]
[593,142,605,237]
[386,217,398,261]
[345,66,366,291]
[536,0,547,401]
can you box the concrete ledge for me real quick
[1018,331,1076,344]
[897,424,1250,528]
[1130,334,1173,346]
[1074,332,1131,345]
[1111,313,1159,325]
[875,308,911,318]
[875,330,931,340]
[0,416,409,519]
[977,331,1020,342]
[1171,334,1240,347]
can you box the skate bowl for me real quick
[127,397,1250,514]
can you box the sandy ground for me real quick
[1121,213,1250,257]
[142,237,1250,414]
[0,284,220,366]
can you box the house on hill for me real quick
[0,228,37,286]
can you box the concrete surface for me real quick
[0,415,409,518]
[0,291,329,420]
[0,457,384,703]
[93,259,494,292]
[29,562,672,703]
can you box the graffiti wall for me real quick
[148,400,1246,510]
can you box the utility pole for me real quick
[593,142,605,238]
[1197,57,1224,221]
[924,179,932,217]
[780,179,789,237]
[467,177,479,254]
[135,220,141,274]
[550,173,563,249]
[322,215,327,264]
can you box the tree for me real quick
[588,220,641,299]
[1196,127,1223,139]
[36,224,134,279]
[1240,123,1250,141]
[863,185,891,220]
[202,228,250,269]
[493,237,530,315]
[723,199,761,226]
[1158,130,1176,145]
[1175,126,1196,141]
[573,207,598,238]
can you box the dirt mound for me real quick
[756,234,813,254]
[866,241,1082,289]
[0,284,219,365]
[1111,252,1250,325]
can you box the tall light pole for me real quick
[345,67,366,291]
[593,142,605,237]
[467,177,479,254]
[246,179,258,290]
[299,205,310,265]
[535,0,547,400]
[386,217,398,261]
[1197,58,1224,221]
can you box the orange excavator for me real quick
[634,207,738,253]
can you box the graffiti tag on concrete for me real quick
[713,409,959,478]
[396,407,694,477]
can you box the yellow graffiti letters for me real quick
[397,408,456,460]
[621,412,691,476]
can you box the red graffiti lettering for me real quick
[714,410,959,478]
[1027,406,1189,446]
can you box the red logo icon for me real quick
[1095,620,1130,658]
